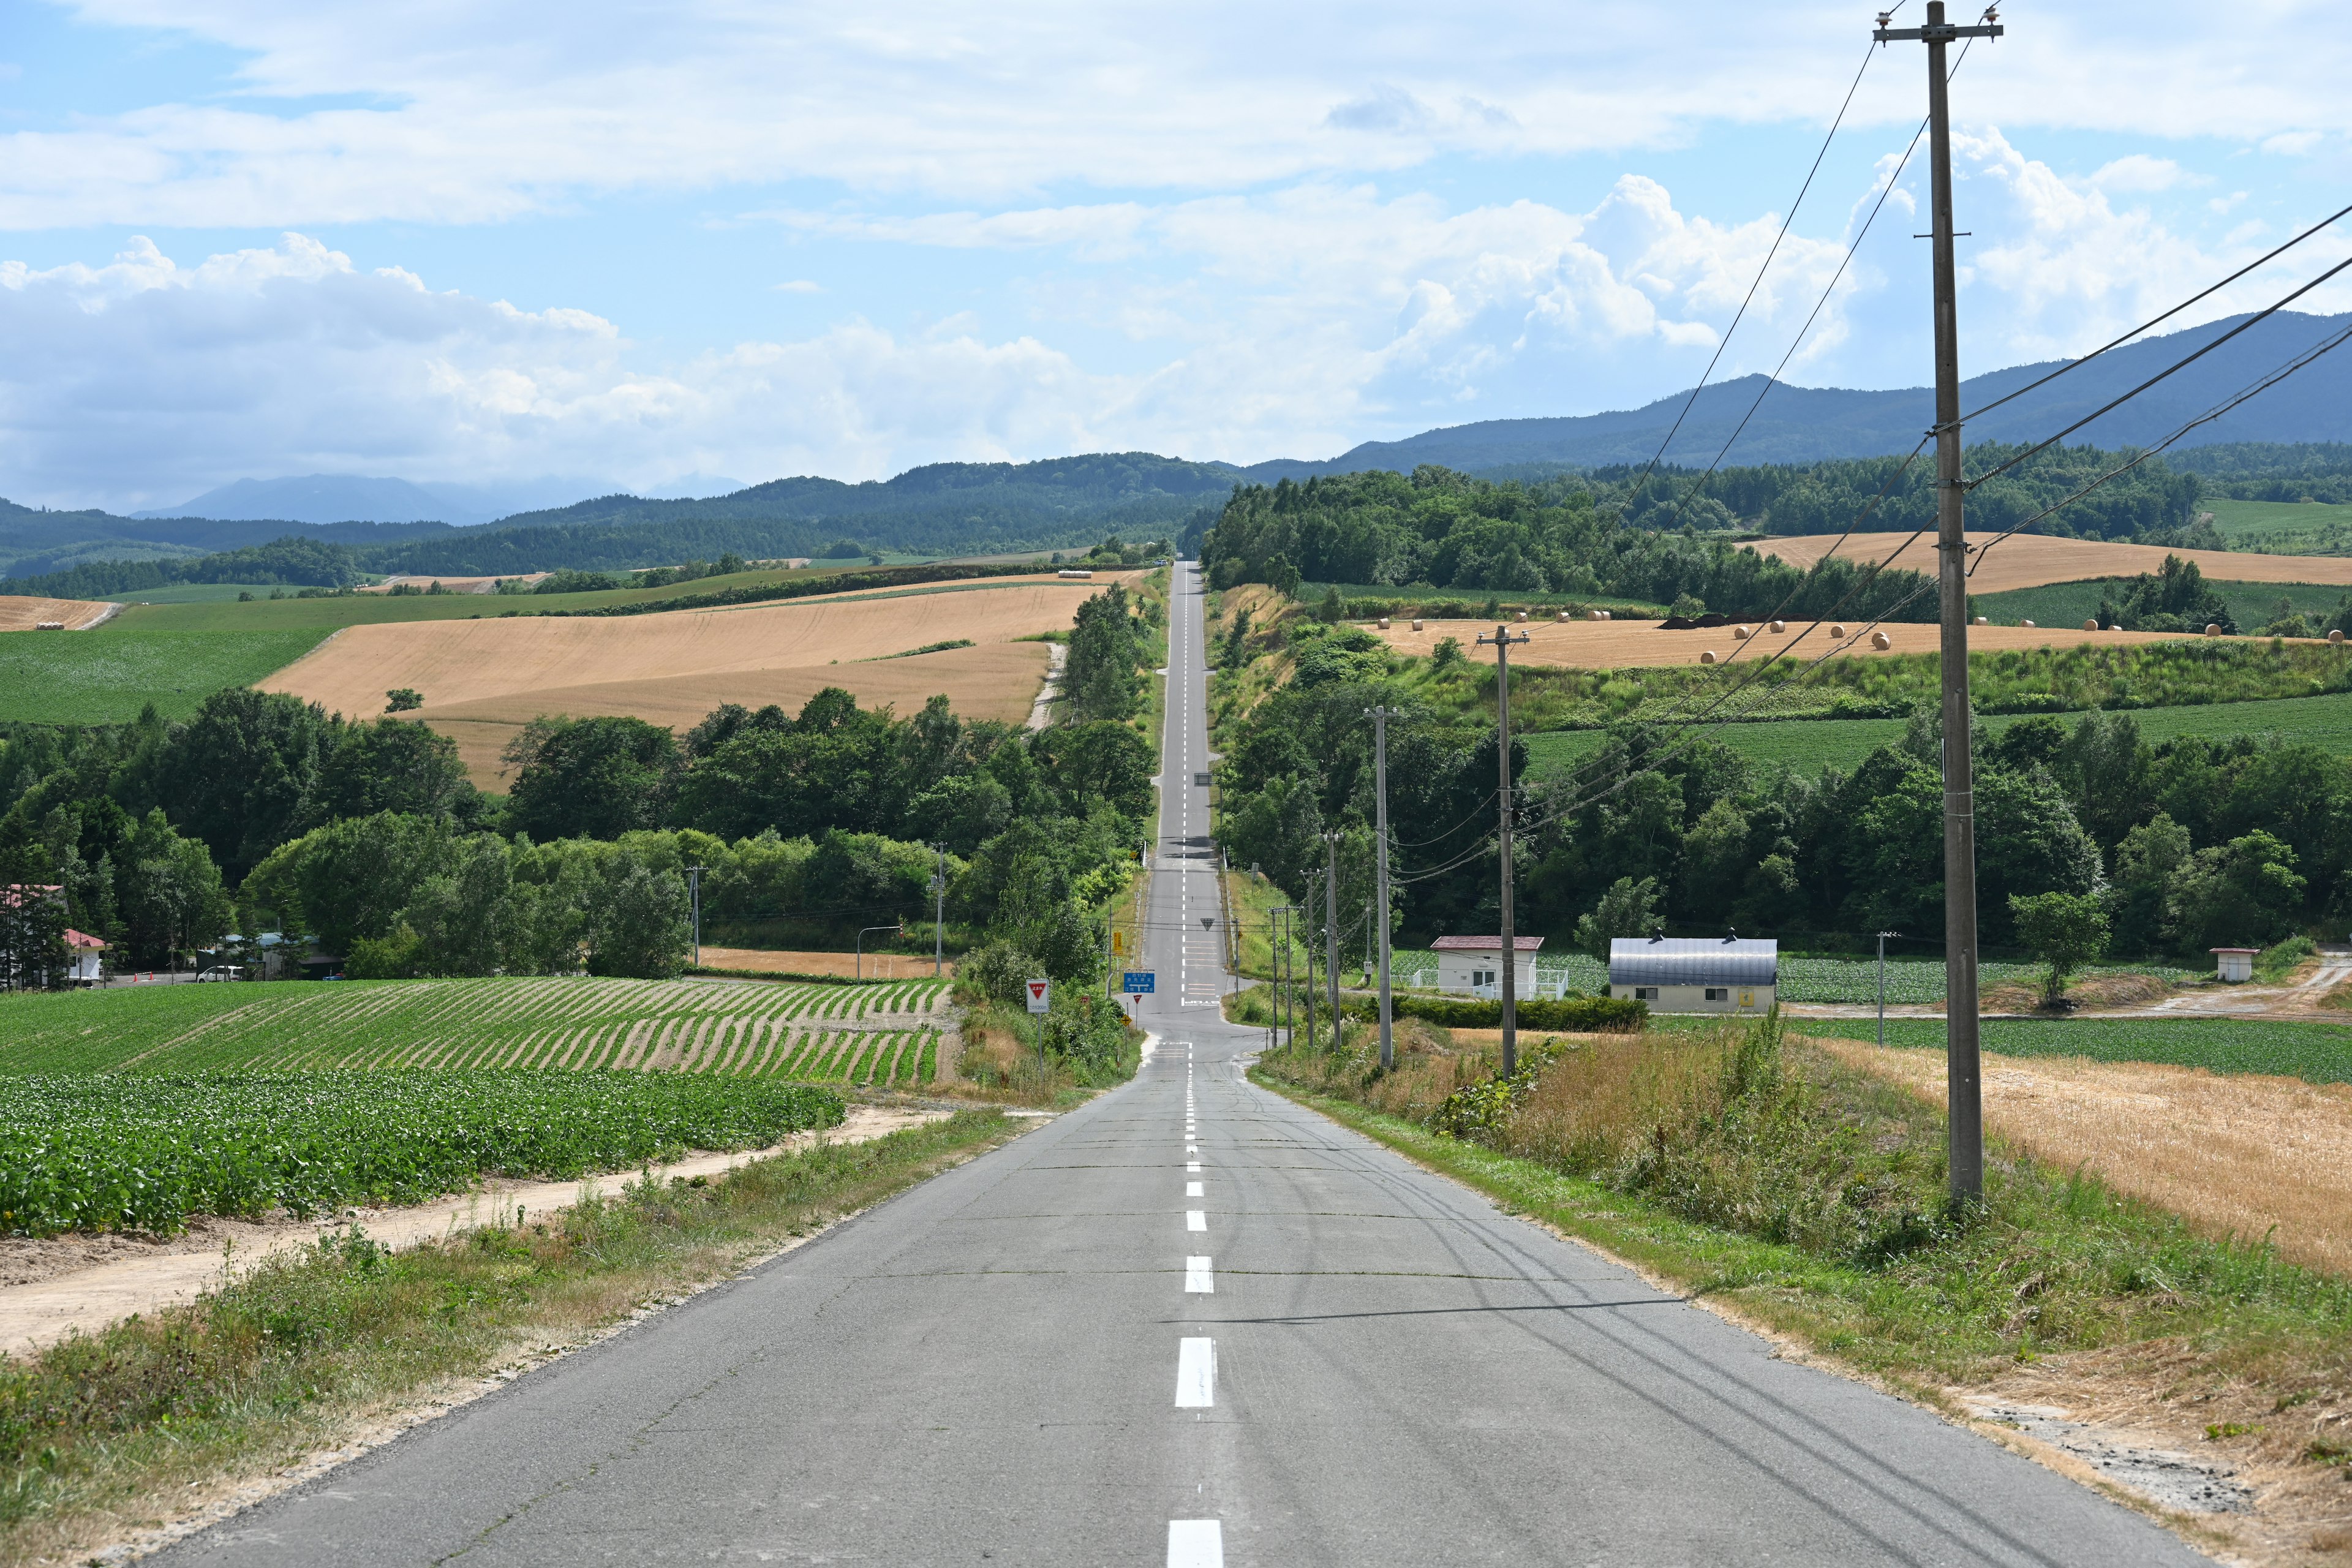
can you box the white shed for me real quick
[62,929,105,984]
[1432,935,1542,998]
[1608,936,1777,1014]
[2211,947,2258,983]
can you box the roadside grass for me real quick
[1525,690,2352,779]
[0,1109,1018,1567]
[1976,576,2351,635]
[1253,1027,2352,1529]
[1793,1016,2352,1085]
[0,627,332,723]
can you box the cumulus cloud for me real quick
[2,1,2345,227]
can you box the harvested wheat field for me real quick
[1749,530,2352,596]
[1371,616,2203,669]
[699,946,955,980]
[260,574,1130,783]
[0,595,116,631]
[1811,1036,2352,1275]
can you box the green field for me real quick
[2205,497,2352,555]
[1794,1014,2352,1084]
[0,1071,845,1236]
[1525,688,2352,779]
[0,975,951,1077]
[1975,576,2350,633]
[102,582,290,604]
[0,625,334,722]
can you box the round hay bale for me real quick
[1556,610,1570,622]
[1600,610,1612,620]
[1770,619,1785,633]
[1514,611,1528,623]
[1830,623,1848,638]
[2205,623,2220,637]
[1700,649,1720,665]
[1871,631,1893,650]
[1411,619,1424,631]
[2022,619,2036,628]
[1732,625,1751,641]
[2334,629,2346,645]
[1973,616,1988,625]
[2083,619,2099,631]
[2107,624,2122,632]
[1378,617,1392,630]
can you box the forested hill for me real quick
[1235,308,2352,477]
[0,499,456,578]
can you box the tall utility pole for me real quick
[1877,929,1900,1048]
[686,865,704,968]
[1875,0,2001,1204]
[1365,706,1401,1070]
[1322,831,1343,1052]
[930,844,947,978]
[1476,626,1531,1076]
[1302,883,1319,1052]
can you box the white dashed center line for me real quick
[1186,1210,1207,1232]
[1167,1519,1224,1567]
[1185,1256,1215,1294]
[1174,1338,1216,1407]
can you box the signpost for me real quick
[1123,971,1155,996]
[1025,978,1050,1014]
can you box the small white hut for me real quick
[1432,935,1543,998]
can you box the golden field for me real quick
[1812,1036,2352,1276]
[0,596,116,631]
[1748,530,2352,595]
[1368,616,2203,669]
[260,574,1134,784]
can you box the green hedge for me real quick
[1351,993,1648,1032]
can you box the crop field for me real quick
[2206,497,2352,555]
[0,625,333,723]
[1749,529,2352,595]
[0,1071,845,1237]
[1794,1015,2352,1085]
[0,595,115,631]
[256,576,1125,780]
[1525,690,2352,779]
[0,975,953,1079]
[1975,576,2349,633]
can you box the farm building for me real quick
[1608,937,1777,1014]
[62,929,106,984]
[1432,935,1542,997]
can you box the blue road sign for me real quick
[1122,971,1156,994]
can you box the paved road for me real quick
[159,561,2201,1566]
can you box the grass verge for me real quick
[1794,1015,2352,1086]
[0,1109,1017,1566]
[1254,1025,2352,1558]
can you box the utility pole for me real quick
[1302,883,1319,1053]
[1476,625,1531,1077]
[930,844,947,978]
[1365,706,1401,1070]
[1877,930,1900,1048]
[1322,831,1343,1051]
[686,865,704,967]
[1875,0,2000,1205]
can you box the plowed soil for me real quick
[0,595,116,631]
[1748,531,2352,595]
[260,574,1123,783]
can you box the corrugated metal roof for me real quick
[1608,938,1778,987]
[1432,936,1545,951]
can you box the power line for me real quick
[1961,200,2352,425]
[1615,32,1886,513]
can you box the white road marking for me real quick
[1175,1338,1216,1407]
[1186,1180,1204,1197]
[1187,1161,1201,1172]
[1186,1210,1207,1232]
[1167,1520,1224,1567]
[1186,1144,1199,1155]
[1185,1256,1214,1293]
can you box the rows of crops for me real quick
[0,1072,845,1237]
[0,976,952,1075]
[1794,1016,2352,1085]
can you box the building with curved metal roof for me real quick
[1608,937,1777,1014]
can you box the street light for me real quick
[858,922,902,981]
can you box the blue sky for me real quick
[0,0,2346,511]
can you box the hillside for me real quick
[1237,309,2352,477]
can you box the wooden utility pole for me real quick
[1365,705,1401,1070]
[1322,831,1343,1051]
[1476,625,1531,1076]
[1875,0,2001,1204]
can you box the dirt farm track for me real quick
[260,574,1132,783]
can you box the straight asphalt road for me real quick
[156,560,2204,1566]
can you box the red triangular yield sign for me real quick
[1028,980,1049,1001]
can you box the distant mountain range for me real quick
[4,308,2346,581]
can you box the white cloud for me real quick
[2262,130,2324,156]
[771,279,824,293]
[2090,154,2196,192]
[2,2,2346,228]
